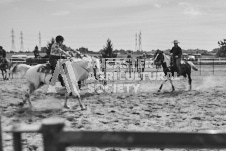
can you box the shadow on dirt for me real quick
[153,89,200,98]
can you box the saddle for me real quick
[169,57,187,74]
[37,63,54,74]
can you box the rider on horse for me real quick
[33,46,40,58]
[0,46,7,66]
[0,46,6,60]
[170,40,182,76]
[49,35,71,87]
[0,46,11,80]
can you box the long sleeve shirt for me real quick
[0,49,6,58]
[170,46,182,58]
[50,43,70,57]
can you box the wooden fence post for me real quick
[41,118,66,151]
[13,132,22,151]
[0,116,3,151]
[104,58,106,80]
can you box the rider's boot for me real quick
[58,74,65,87]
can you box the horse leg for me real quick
[3,70,6,80]
[78,81,82,90]
[64,93,70,109]
[1,70,4,80]
[5,69,9,80]
[23,82,36,108]
[188,73,192,90]
[158,79,167,92]
[169,78,175,91]
[7,68,11,80]
[64,92,86,110]
[77,95,86,110]
[63,79,86,110]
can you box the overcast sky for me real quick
[0,0,225,52]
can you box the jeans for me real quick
[175,57,182,75]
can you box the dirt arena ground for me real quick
[0,74,226,151]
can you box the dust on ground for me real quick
[0,75,226,151]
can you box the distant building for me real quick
[194,54,201,60]
[146,53,154,59]
[209,52,217,56]
[187,53,201,61]
[182,53,188,60]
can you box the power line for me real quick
[135,33,137,51]
[20,31,24,51]
[135,30,142,52]
[11,29,16,51]
[139,30,142,52]
[39,32,42,50]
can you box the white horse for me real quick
[10,63,31,79]
[11,56,104,110]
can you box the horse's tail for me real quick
[11,63,19,73]
[11,63,31,73]
[187,61,198,71]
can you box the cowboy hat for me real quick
[172,40,180,44]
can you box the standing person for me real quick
[0,46,6,59]
[170,40,182,76]
[142,53,146,72]
[33,46,40,58]
[49,35,71,87]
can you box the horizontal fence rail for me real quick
[102,58,226,76]
[1,57,226,80]
[4,118,226,151]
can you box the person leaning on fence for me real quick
[0,46,6,59]
[49,35,71,87]
[170,40,182,76]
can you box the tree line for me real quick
[8,38,226,58]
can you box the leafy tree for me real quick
[102,39,116,58]
[46,38,55,57]
[77,47,89,54]
[211,48,220,53]
[217,39,226,57]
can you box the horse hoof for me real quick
[80,105,87,110]
[18,102,25,107]
[64,105,71,109]
[68,92,73,96]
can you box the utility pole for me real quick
[11,29,16,52]
[139,31,142,52]
[39,32,41,50]
[135,33,137,52]
[20,31,24,52]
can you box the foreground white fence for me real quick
[3,117,226,151]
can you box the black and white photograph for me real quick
[0,0,226,150]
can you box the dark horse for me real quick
[153,50,198,92]
[0,57,13,80]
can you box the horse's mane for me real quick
[163,53,170,61]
